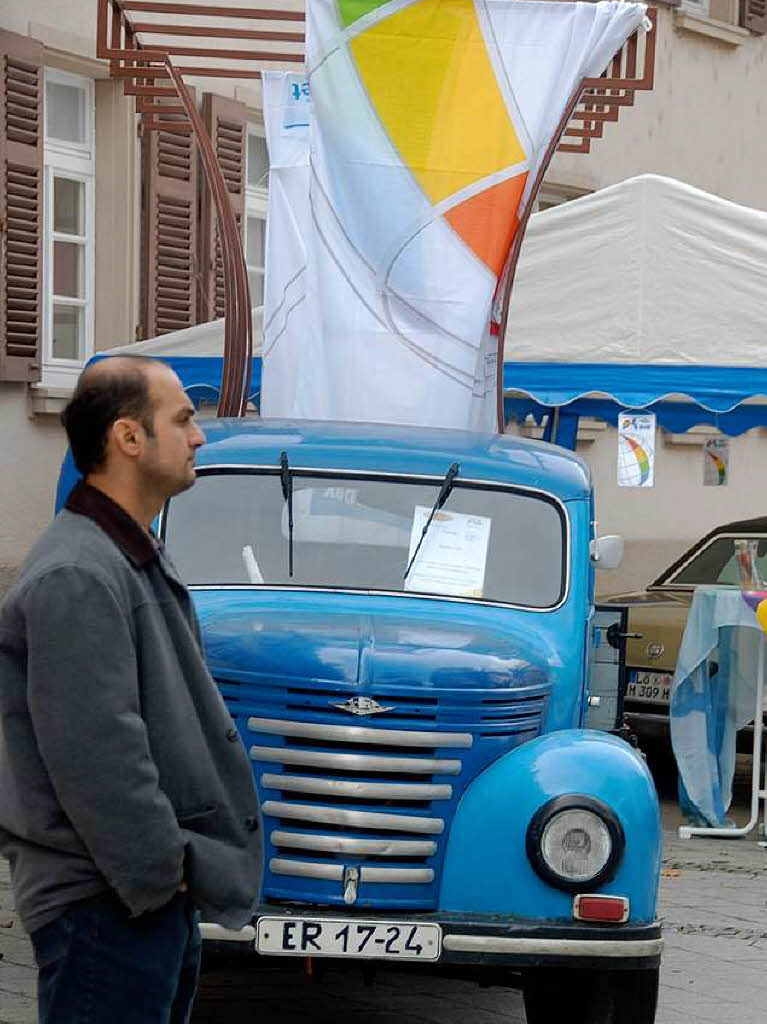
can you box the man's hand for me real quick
[177,880,188,893]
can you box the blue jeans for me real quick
[30,891,201,1024]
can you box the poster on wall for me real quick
[703,437,729,487]
[617,413,656,488]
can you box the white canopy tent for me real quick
[503,174,767,443]
[103,307,264,406]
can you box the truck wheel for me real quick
[522,966,659,1023]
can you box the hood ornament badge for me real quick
[332,695,394,716]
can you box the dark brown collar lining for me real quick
[66,481,157,568]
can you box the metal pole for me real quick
[495,82,587,433]
[163,59,253,417]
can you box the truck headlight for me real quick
[526,795,624,891]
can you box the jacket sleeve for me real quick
[24,565,185,916]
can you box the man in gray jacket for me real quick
[0,356,262,1022]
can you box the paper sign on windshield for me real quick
[404,508,491,598]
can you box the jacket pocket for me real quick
[177,804,218,832]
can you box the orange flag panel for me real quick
[444,173,528,277]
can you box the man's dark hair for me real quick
[61,356,164,476]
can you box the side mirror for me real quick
[590,535,624,570]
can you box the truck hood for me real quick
[195,595,551,694]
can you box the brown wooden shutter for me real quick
[140,88,198,338]
[0,31,43,382]
[742,0,767,32]
[197,93,247,324]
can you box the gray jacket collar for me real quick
[66,481,158,568]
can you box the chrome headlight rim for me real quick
[526,794,625,893]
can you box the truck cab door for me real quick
[587,604,629,732]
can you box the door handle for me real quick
[606,624,644,648]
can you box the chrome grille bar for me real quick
[249,716,473,749]
[251,746,461,775]
[361,867,434,884]
[261,774,452,801]
[271,859,433,884]
[270,859,343,881]
[262,801,444,834]
[271,831,437,857]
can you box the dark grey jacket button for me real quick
[245,816,259,832]
[226,727,239,742]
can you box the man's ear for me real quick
[111,417,143,458]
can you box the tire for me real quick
[522,966,659,1024]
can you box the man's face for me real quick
[138,366,205,500]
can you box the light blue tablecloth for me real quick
[670,586,766,827]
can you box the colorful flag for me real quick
[262,0,648,429]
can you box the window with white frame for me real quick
[244,124,269,307]
[43,68,95,375]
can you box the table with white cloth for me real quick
[670,585,767,837]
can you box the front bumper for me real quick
[200,908,662,971]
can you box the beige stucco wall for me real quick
[0,387,67,583]
[548,5,767,210]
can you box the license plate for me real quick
[256,916,442,961]
[626,670,672,705]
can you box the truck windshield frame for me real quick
[160,465,571,612]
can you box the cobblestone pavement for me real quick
[3,799,767,1023]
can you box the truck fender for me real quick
[439,730,661,922]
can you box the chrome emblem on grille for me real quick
[331,696,394,716]
[646,641,665,660]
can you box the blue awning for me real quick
[503,363,767,414]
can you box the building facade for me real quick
[0,0,766,587]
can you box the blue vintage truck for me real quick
[58,416,662,1023]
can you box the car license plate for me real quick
[626,670,672,705]
[256,916,442,961]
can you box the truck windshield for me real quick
[163,469,567,609]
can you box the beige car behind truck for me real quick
[604,516,767,752]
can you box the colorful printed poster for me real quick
[618,413,656,488]
[703,437,729,487]
[404,508,491,598]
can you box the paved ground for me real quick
[2,770,767,1023]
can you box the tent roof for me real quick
[504,174,767,411]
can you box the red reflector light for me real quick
[573,894,629,923]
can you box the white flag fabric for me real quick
[261,0,648,428]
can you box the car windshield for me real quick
[665,535,767,587]
[163,469,567,608]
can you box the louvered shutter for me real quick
[198,93,247,323]
[140,89,198,338]
[742,0,767,33]
[0,31,43,382]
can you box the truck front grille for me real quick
[220,681,549,909]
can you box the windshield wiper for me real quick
[279,451,294,578]
[403,461,460,583]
